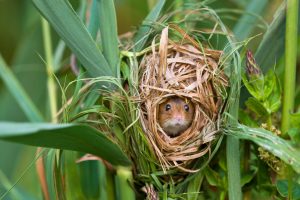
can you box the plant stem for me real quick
[281,0,299,135]
[267,115,272,128]
[227,136,242,200]
[227,49,242,199]
[41,17,57,123]
[115,167,135,200]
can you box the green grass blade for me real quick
[53,0,87,73]
[226,53,242,200]
[255,2,287,71]
[233,0,268,41]
[54,152,66,200]
[0,149,45,200]
[0,170,23,200]
[98,0,120,77]
[226,136,241,200]
[32,0,113,78]
[226,123,300,173]
[0,56,44,122]
[0,122,131,166]
[255,2,300,71]
[88,0,100,39]
[78,159,100,199]
[134,0,166,51]
[64,151,86,199]
[53,40,66,73]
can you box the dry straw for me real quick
[139,25,228,173]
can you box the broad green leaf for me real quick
[0,56,43,122]
[204,167,221,187]
[276,179,289,197]
[238,109,258,127]
[262,70,276,100]
[241,74,264,101]
[264,71,281,113]
[245,97,269,117]
[290,111,300,128]
[0,122,131,166]
[226,123,300,173]
[98,0,119,77]
[32,0,113,78]
[134,0,166,51]
[288,128,300,145]
[241,169,257,187]
[276,180,300,199]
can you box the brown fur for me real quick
[158,97,195,137]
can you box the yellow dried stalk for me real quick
[139,25,228,173]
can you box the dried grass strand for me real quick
[139,26,228,173]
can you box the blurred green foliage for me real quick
[0,1,147,198]
[0,0,294,199]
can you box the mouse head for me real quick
[158,96,195,136]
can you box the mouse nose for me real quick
[173,115,183,123]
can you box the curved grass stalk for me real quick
[41,18,57,123]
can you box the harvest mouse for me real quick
[158,97,195,137]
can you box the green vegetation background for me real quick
[0,0,292,199]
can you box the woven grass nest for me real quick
[139,26,228,173]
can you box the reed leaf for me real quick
[226,123,300,173]
[134,0,166,51]
[32,0,113,78]
[97,0,120,77]
[88,0,100,39]
[254,2,298,71]
[0,122,131,166]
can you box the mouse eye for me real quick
[165,104,171,111]
[184,105,189,112]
